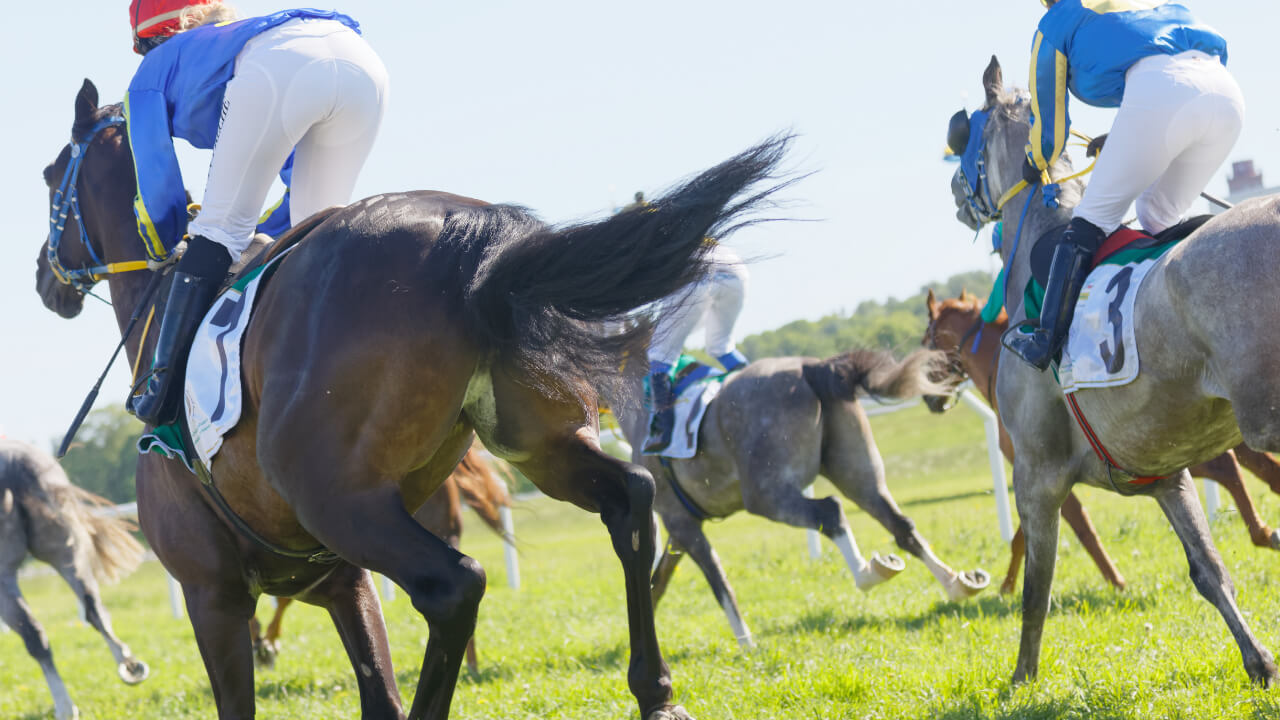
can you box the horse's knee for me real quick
[811,497,848,538]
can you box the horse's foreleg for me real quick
[1012,463,1069,685]
[185,584,258,719]
[53,564,148,684]
[0,572,77,720]
[1234,445,1280,495]
[1059,492,1126,589]
[1001,526,1025,595]
[1196,451,1278,549]
[650,534,685,608]
[662,513,753,648]
[294,484,482,720]
[1154,472,1278,686]
[302,563,405,718]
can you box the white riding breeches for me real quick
[1074,50,1244,235]
[187,18,390,261]
[648,243,749,366]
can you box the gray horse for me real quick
[946,56,1280,685]
[1,438,149,720]
[612,349,989,647]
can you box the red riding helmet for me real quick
[130,0,215,54]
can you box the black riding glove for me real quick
[1086,133,1108,159]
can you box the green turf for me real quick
[5,404,1280,719]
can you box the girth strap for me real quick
[657,457,712,522]
[1064,393,1169,496]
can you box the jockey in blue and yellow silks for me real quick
[124,0,389,426]
[1004,0,1243,370]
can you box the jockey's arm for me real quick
[123,89,189,260]
[1028,30,1070,175]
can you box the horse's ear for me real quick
[982,55,1003,107]
[961,288,973,303]
[74,79,99,128]
[926,288,938,318]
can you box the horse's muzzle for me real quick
[36,248,85,319]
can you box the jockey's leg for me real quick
[643,288,711,454]
[703,246,749,372]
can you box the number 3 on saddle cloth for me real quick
[1019,215,1212,393]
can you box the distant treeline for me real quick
[739,269,995,359]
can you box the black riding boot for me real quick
[642,372,677,455]
[128,236,232,426]
[1002,218,1106,371]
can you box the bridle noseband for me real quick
[47,115,161,294]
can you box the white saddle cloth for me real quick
[1059,257,1159,394]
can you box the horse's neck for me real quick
[106,271,159,372]
[999,182,1079,321]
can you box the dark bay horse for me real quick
[945,56,1280,685]
[36,79,792,719]
[1,438,149,720]
[611,349,988,647]
[250,446,512,674]
[923,289,1280,595]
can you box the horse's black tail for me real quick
[450,135,795,403]
[801,348,952,405]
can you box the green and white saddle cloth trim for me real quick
[138,246,296,471]
[650,354,732,460]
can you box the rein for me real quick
[46,115,166,294]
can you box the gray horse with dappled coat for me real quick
[0,438,149,720]
[948,56,1280,685]
[612,348,989,647]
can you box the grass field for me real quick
[6,403,1280,719]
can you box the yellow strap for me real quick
[131,304,158,385]
[996,128,1100,213]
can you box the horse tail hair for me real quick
[446,134,796,405]
[801,348,952,405]
[57,485,145,584]
[451,448,511,539]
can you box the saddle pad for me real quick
[656,378,723,460]
[1058,256,1160,393]
[184,247,295,469]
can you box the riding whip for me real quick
[57,269,167,458]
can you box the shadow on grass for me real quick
[760,585,1158,639]
[924,693,1129,720]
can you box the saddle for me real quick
[1029,214,1213,288]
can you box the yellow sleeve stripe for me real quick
[1050,48,1068,169]
[122,93,168,261]
[1028,33,1048,169]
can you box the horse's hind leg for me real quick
[1001,526,1025,595]
[1195,451,1279,550]
[740,476,902,592]
[650,534,685,606]
[0,570,77,720]
[517,438,689,720]
[1059,492,1126,589]
[299,563,404,718]
[185,583,259,719]
[1154,471,1277,685]
[659,511,754,648]
[820,432,988,601]
[52,563,148,684]
[291,483,483,720]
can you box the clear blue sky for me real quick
[3,1,1276,445]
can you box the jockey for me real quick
[125,1,389,425]
[643,240,749,454]
[1003,0,1243,370]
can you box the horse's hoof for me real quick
[1247,652,1279,688]
[55,705,79,720]
[999,578,1018,595]
[946,569,991,601]
[856,553,905,592]
[118,658,149,685]
[737,632,757,650]
[1268,529,1280,552]
[254,639,279,669]
[647,705,694,720]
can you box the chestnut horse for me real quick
[923,290,1280,595]
[35,79,791,719]
[249,446,512,674]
